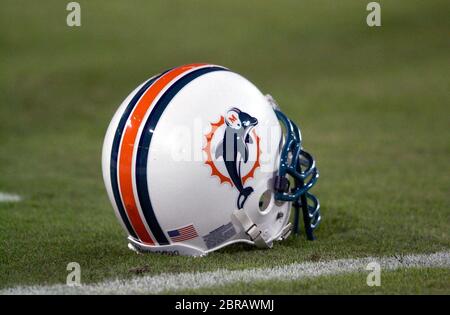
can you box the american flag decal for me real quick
[167,224,198,242]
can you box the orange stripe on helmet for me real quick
[118,63,207,244]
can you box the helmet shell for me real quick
[102,64,290,256]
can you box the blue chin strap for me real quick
[274,109,321,240]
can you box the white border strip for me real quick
[2,251,449,295]
[0,192,21,203]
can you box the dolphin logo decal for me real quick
[215,108,258,209]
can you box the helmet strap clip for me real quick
[274,176,290,193]
[232,209,272,248]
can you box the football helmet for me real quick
[102,63,320,256]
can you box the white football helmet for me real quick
[102,63,320,256]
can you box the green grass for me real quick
[0,0,449,293]
[173,268,450,295]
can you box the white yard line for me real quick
[2,251,449,295]
[0,192,21,202]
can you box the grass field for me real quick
[0,0,449,294]
[175,268,450,295]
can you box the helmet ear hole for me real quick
[258,190,273,213]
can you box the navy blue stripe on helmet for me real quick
[136,66,227,245]
[110,74,163,239]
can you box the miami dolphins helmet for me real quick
[102,63,320,256]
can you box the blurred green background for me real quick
[0,0,449,293]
